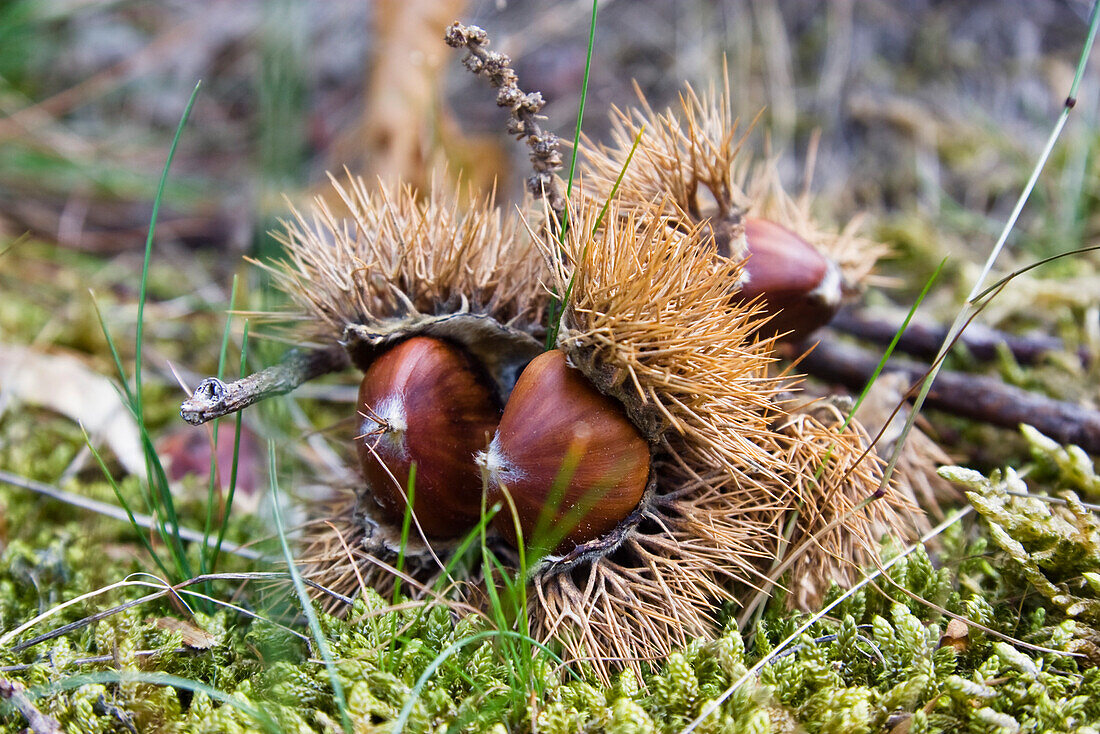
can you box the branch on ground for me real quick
[801,334,1100,454]
[831,308,1094,367]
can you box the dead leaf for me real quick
[153,617,217,649]
[0,343,144,475]
[155,422,264,501]
[940,617,970,652]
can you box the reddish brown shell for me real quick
[356,336,500,538]
[479,349,650,550]
[737,217,842,341]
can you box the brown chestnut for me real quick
[477,349,650,551]
[737,217,843,342]
[356,336,500,538]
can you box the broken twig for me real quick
[801,334,1100,454]
[831,308,1093,367]
[444,21,566,221]
[179,346,349,426]
[0,678,61,734]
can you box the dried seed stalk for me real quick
[444,22,566,223]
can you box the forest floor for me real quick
[2,1,1100,732]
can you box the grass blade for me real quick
[268,443,353,733]
[564,0,598,201]
[546,126,644,347]
[133,81,201,420]
[210,320,250,574]
[841,257,947,430]
[201,275,239,575]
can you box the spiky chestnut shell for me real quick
[737,217,843,342]
[356,336,500,538]
[478,349,650,551]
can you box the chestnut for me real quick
[356,336,501,538]
[737,217,843,342]
[477,349,650,551]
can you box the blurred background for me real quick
[3,0,1099,261]
[2,0,1100,480]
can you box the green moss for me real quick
[5,245,1100,732]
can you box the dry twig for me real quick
[801,334,1100,453]
[831,308,1093,367]
[179,346,349,426]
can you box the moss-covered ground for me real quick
[5,2,1100,732]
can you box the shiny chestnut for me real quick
[356,336,500,538]
[477,349,650,551]
[737,217,843,342]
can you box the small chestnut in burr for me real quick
[738,217,843,342]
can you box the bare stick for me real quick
[0,648,189,674]
[831,308,1093,367]
[0,469,265,561]
[0,678,61,734]
[800,335,1100,453]
[444,22,566,221]
[179,345,349,426]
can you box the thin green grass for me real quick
[384,464,416,673]
[564,0,599,201]
[269,444,353,734]
[210,320,251,574]
[87,82,201,584]
[81,426,170,577]
[546,127,644,347]
[200,275,240,577]
[382,468,579,727]
[839,257,948,433]
[543,0,600,349]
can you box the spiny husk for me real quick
[298,488,469,616]
[279,177,916,686]
[542,195,789,479]
[580,78,750,230]
[578,79,887,288]
[763,401,920,610]
[262,173,549,346]
[518,195,916,683]
[530,452,786,685]
[294,189,917,685]
[528,403,920,684]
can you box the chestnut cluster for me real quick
[352,212,841,554]
[355,337,649,552]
